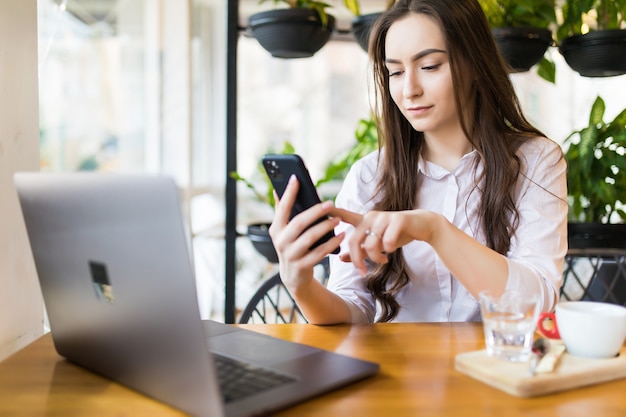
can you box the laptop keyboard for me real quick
[214,353,297,403]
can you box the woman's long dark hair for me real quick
[366,0,552,322]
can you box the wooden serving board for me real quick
[454,346,626,397]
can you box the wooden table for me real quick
[1,323,625,416]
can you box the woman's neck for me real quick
[422,128,473,172]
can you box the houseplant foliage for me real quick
[480,0,556,28]
[316,116,379,185]
[565,96,626,224]
[557,0,626,40]
[261,0,334,26]
[248,0,336,59]
[556,0,626,77]
[478,0,556,82]
[563,96,626,302]
[231,116,379,208]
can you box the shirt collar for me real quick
[418,149,478,179]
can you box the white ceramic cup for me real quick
[538,301,626,359]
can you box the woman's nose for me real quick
[403,71,423,98]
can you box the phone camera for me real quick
[265,160,281,179]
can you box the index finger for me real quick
[328,207,363,226]
[273,174,298,226]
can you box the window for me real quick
[38,0,626,321]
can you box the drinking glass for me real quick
[479,290,541,362]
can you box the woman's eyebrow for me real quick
[385,48,447,64]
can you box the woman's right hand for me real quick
[268,175,344,294]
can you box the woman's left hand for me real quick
[329,207,437,275]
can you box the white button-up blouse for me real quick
[327,137,568,323]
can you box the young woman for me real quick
[268,0,568,323]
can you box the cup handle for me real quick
[537,312,560,339]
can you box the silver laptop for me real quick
[14,172,379,417]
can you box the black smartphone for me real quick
[262,153,339,254]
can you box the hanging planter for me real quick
[342,0,396,53]
[556,0,626,77]
[248,8,336,59]
[247,223,279,264]
[492,27,553,72]
[559,29,626,77]
[351,12,382,53]
[477,0,557,81]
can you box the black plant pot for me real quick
[247,223,279,264]
[351,12,382,53]
[248,9,335,59]
[492,27,553,73]
[559,29,626,77]
[567,222,626,250]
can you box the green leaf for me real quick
[316,116,378,186]
[576,126,597,173]
[280,141,296,154]
[478,0,505,27]
[589,96,606,126]
[343,0,360,16]
[536,57,556,83]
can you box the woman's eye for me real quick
[387,69,402,77]
[421,64,441,71]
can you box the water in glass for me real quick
[480,291,540,362]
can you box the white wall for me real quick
[0,0,44,361]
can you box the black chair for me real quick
[561,248,626,306]
[237,272,305,324]
[238,258,330,324]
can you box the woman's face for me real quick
[384,13,460,136]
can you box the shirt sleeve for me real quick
[504,138,568,312]
[327,152,381,323]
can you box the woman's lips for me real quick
[405,105,432,116]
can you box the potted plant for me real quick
[343,0,396,53]
[565,97,626,225]
[561,96,626,305]
[556,0,626,77]
[248,0,336,59]
[478,0,557,82]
